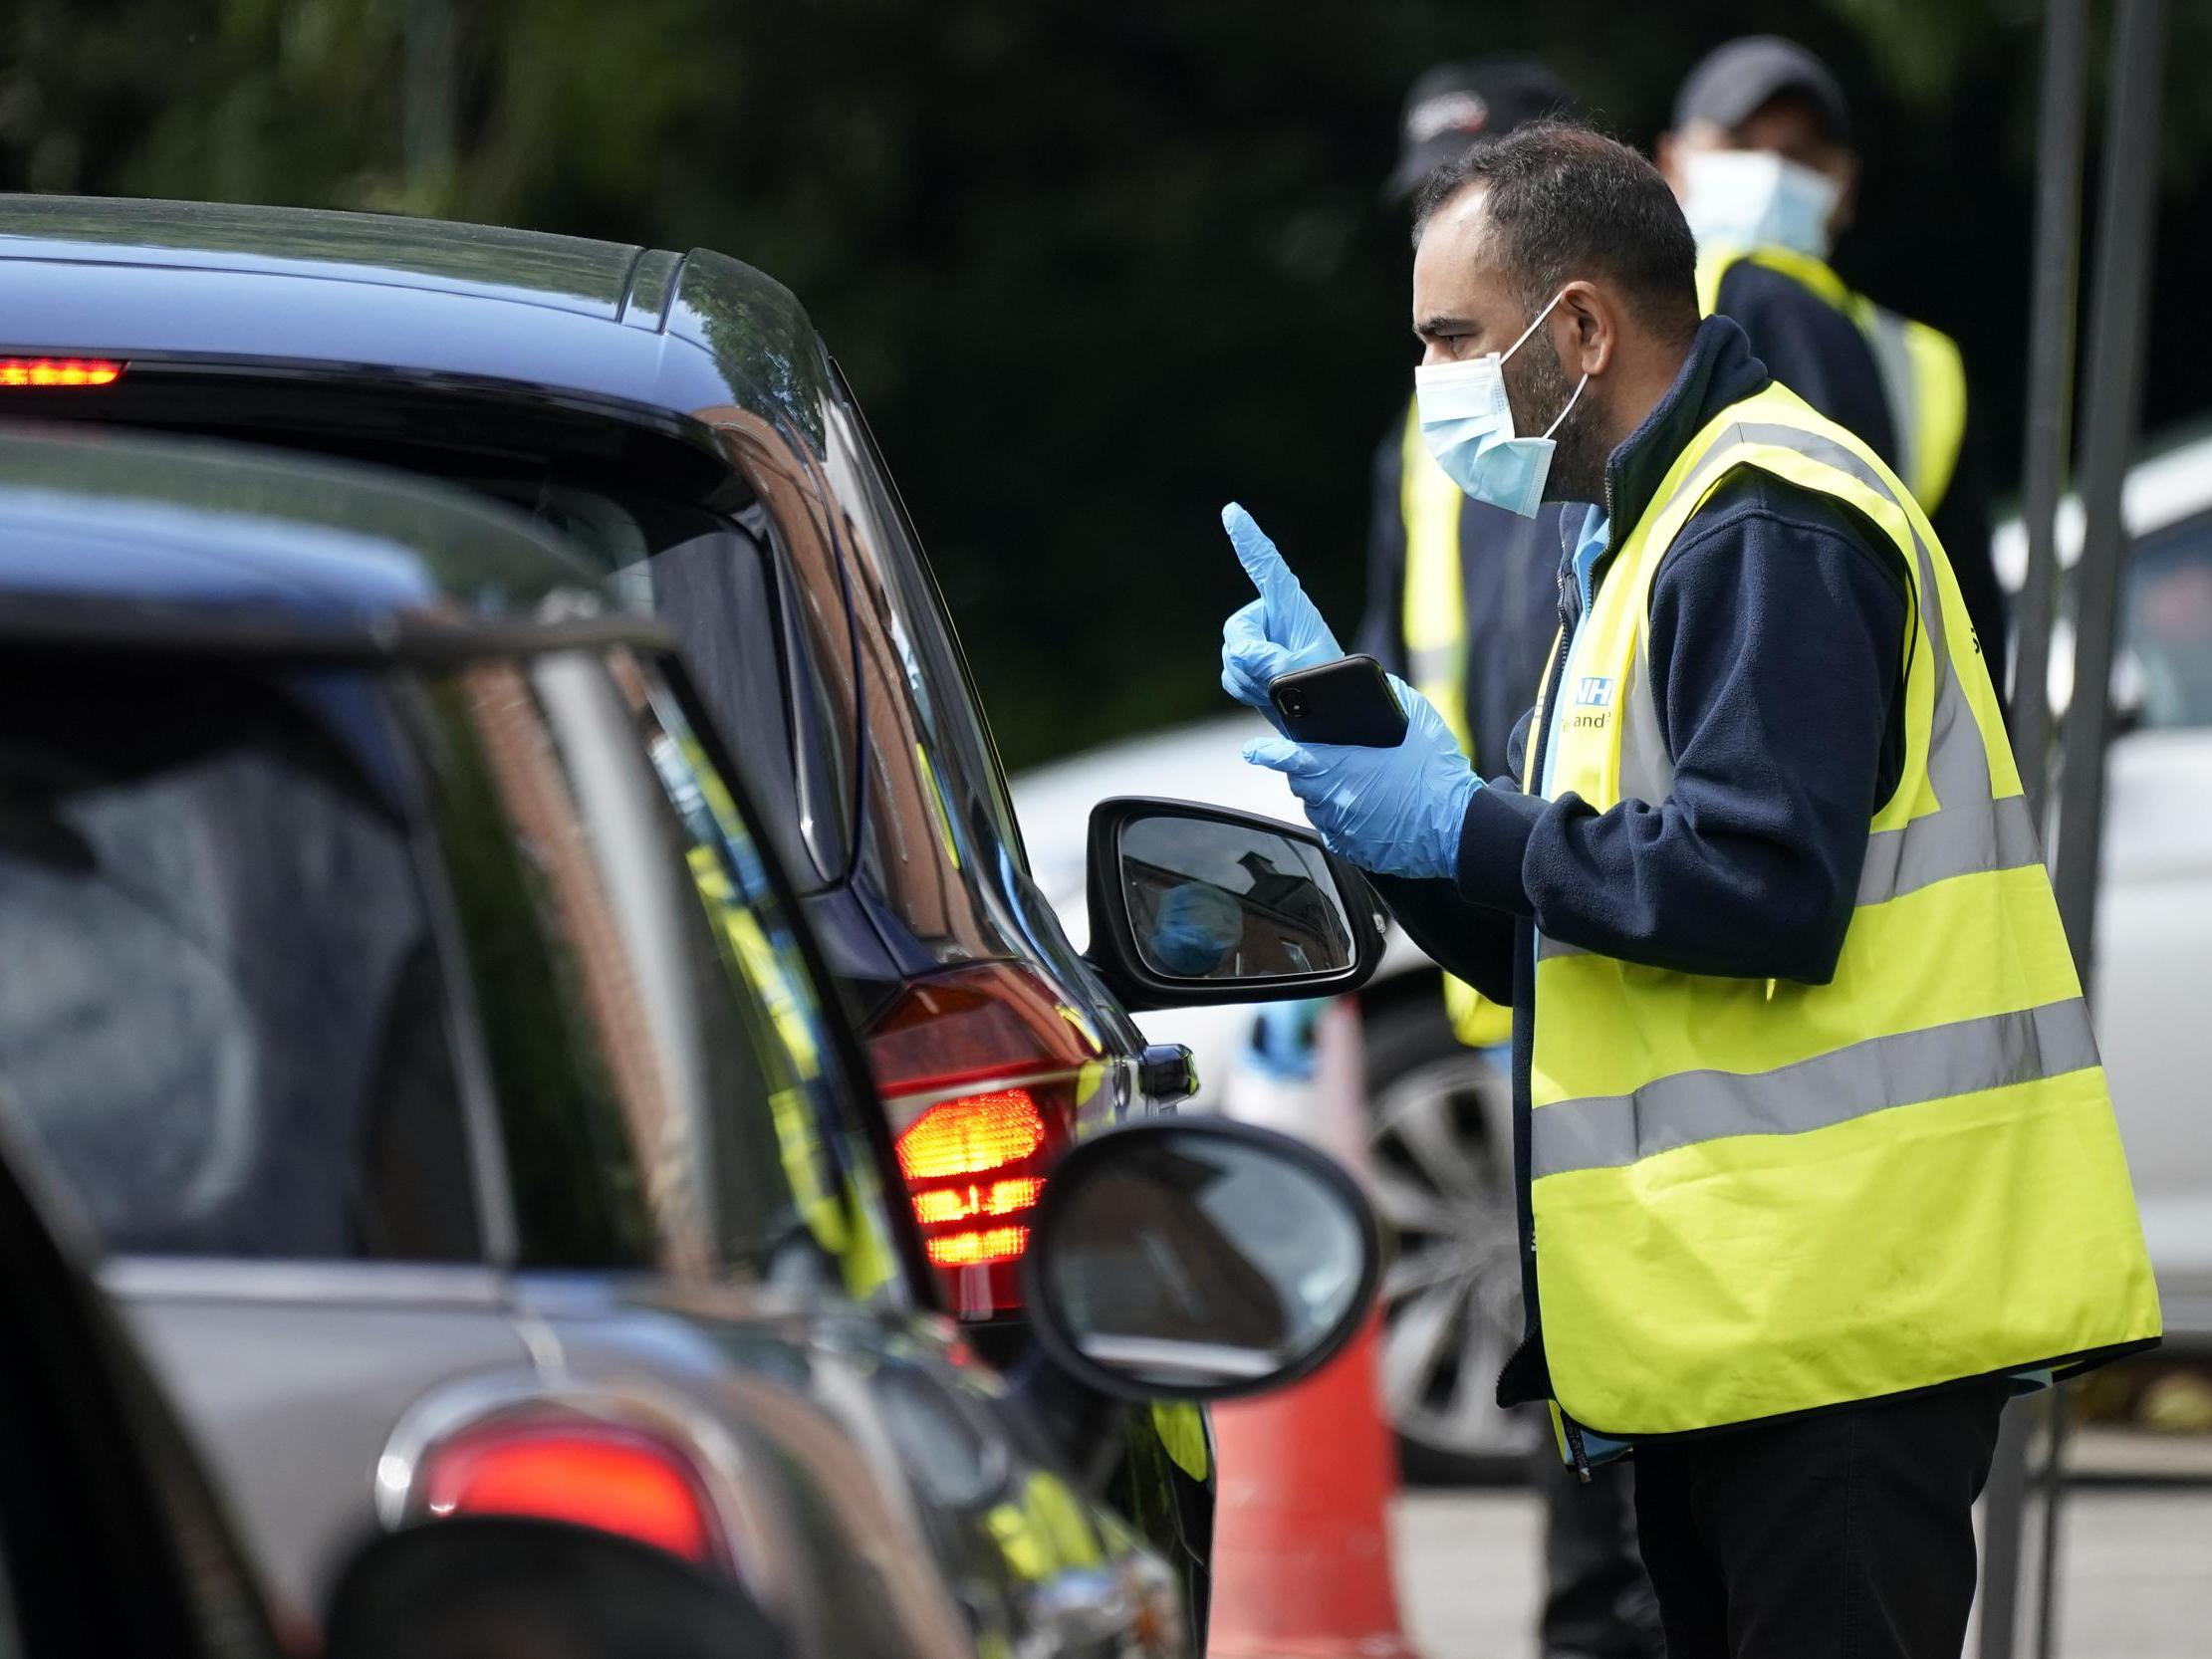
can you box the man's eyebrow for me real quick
[1414,315,1477,338]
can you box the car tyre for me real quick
[1363,991,1541,1486]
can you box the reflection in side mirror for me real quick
[326,1517,785,1659]
[1023,1119,1380,1402]
[1083,798,1386,1012]
[1123,814,1353,980]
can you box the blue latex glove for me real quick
[1147,881,1243,977]
[1219,503,1344,727]
[1243,674,1482,881]
[1246,999,1323,1082]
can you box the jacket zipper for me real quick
[1499,484,1617,1413]
[1562,1414,1594,1485]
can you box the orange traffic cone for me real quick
[1208,1000,1420,1659]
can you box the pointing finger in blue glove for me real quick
[1218,503,1343,726]
[1242,674,1482,882]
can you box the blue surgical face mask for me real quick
[1414,290,1587,519]
[1679,149,1842,262]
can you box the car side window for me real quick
[0,654,481,1264]
[412,648,902,1302]
[623,652,906,1306]
[821,379,1032,872]
[2125,509,2212,729]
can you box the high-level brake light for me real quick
[0,358,123,387]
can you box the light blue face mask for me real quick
[1679,150,1843,262]
[1414,290,1587,519]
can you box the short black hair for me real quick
[1413,121,1699,346]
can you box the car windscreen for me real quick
[0,654,479,1261]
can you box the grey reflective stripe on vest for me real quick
[1531,996,2098,1179]
[1532,416,2030,967]
[1858,793,2043,904]
[1860,306,1921,499]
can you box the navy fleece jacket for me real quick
[1373,316,1910,1001]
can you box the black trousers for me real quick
[1535,1443,1663,1659]
[1630,1380,2009,1659]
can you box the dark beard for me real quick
[1507,332,1604,505]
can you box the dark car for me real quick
[0,194,1252,1607]
[0,422,1387,1656]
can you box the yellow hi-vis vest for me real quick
[1525,380,2159,1438]
[1398,401,1513,1049]
[1697,245,1969,516]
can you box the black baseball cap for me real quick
[1385,57,1580,202]
[1672,36,1850,143]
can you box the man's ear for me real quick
[1827,151,1861,241]
[1553,281,1615,379]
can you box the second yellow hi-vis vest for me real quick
[1525,381,2159,1438]
[1697,245,1969,515]
[1399,402,1513,1049]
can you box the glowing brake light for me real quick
[868,963,1103,1318]
[897,1087,1046,1179]
[416,1418,722,1565]
[0,357,124,387]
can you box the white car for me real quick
[1016,426,2212,1481]
[1993,421,2212,1346]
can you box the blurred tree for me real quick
[2,0,2206,766]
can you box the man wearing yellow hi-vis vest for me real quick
[1220,123,2158,1659]
[1654,34,2010,701]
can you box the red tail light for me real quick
[416,1417,723,1565]
[867,963,1103,1318]
[0,357,123,387]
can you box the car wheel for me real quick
[1364,995,1540,1486]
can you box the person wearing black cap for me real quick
[1360,58,1581,1042]
[1656,35,2007,696]
[1357,58,1664,1659]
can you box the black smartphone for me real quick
[1269,654,1410,747]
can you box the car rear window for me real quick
[473,480,857,889]
[0,655,480,1262]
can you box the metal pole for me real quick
[2037,0,2170,1652]
[1981,2,2089,1647]
[2005,0,2089,817]
[1977,1402,2037,1659]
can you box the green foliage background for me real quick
[7,0,2208,767]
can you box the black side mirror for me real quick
[1083,796,1386,1012]
[326,1517,786,1659]
[1022,1118,1380,1402]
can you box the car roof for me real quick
[0,421,639,652]
[0,194,833,449]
